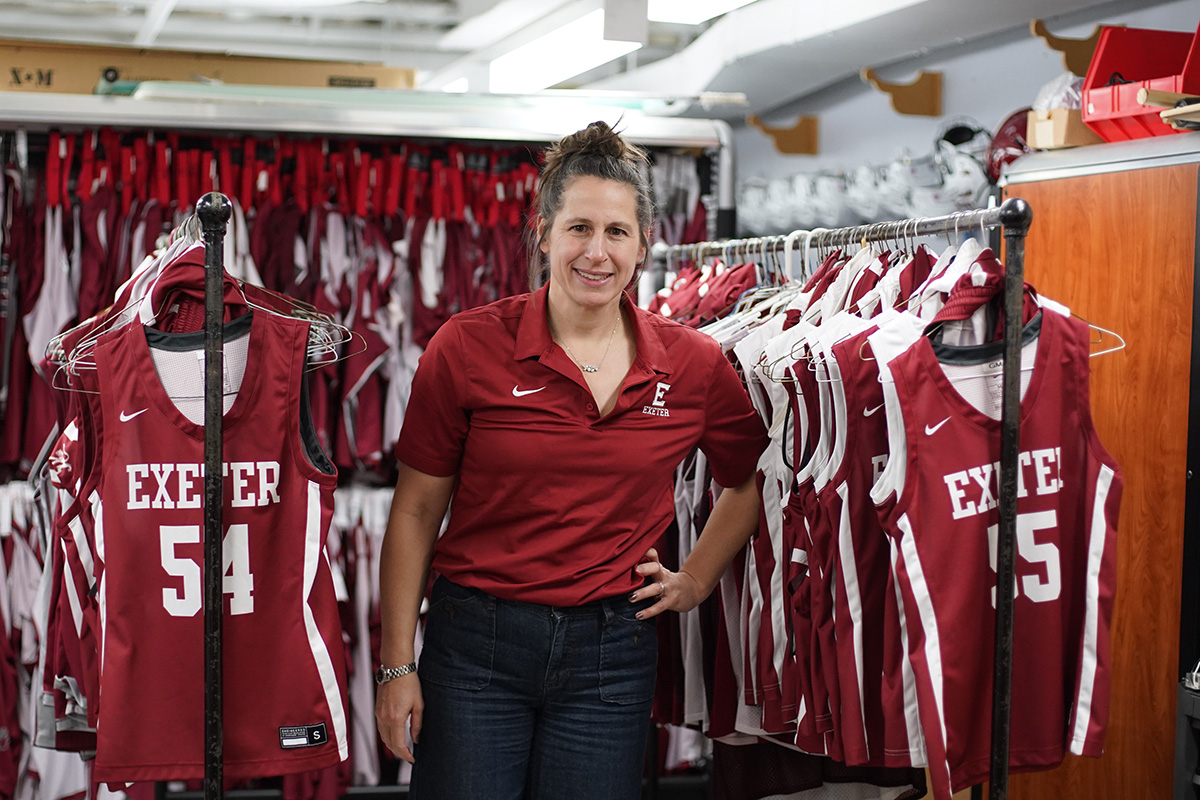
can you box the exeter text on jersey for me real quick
[124,461,282,510]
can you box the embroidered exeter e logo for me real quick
[642,382,671,417]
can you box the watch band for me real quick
[375,662,418,684]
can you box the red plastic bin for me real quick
[1082,20,1200,142]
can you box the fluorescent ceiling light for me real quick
[489,9,641,94]
[196,0,383,6]
[647,0,756,25]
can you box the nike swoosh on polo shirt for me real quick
[512,386,546,397]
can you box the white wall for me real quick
[733,0,1199,224]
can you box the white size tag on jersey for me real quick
[984,359,1004,416]
[279,722,330,749]
[193,351,235,395]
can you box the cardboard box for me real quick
[1026,108,1105,150]
[0,39,415,94]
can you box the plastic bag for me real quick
[1033,71,1086,111]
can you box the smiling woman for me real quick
[374,119,769,800]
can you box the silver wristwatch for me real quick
[375,662,418,684]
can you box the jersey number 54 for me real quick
[159,524,255,617]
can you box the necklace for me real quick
[555,314,620,373]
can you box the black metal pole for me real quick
[197,191,232,800]
[988,197,1032,800]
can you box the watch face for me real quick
[374,667,385,683]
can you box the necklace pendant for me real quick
[582,364,599,373]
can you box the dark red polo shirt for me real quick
[395,283,769,606]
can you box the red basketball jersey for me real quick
[880,309,1121,798]
[92,310,348,782]
[826,324,926,769]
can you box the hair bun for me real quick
[562,121,624,159]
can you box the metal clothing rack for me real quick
[659,197,1034,799]
[0,92,740,239]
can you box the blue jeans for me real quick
[410,576,658,800]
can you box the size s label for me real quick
[279,722,329,749]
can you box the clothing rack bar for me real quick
[657,201,1027,270]
[159,773,713,799]
[655,233,791,266]
[804,202,1023,249]
[198,191,233,800]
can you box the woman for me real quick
[374,121,768,799]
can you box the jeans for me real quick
[410,576,658,800]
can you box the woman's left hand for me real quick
[628,548,707,620]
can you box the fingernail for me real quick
[635,612,644,620]
[628,592,638,601]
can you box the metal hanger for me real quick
[48,219,356,391]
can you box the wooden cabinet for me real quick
[1001,144,1199,799]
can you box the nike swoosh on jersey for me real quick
[512,386,546,397]
[119,409,148,422]
[924,417,950,435]
[863,403,884,417]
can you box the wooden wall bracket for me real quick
[860,67,942,116]
[746,114,818,155]
[1030,19,1111,77]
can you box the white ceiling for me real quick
[0,0,1179,117]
